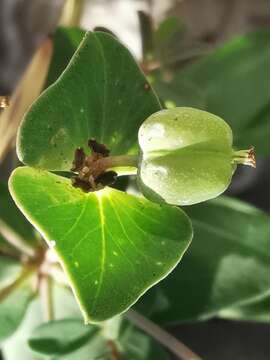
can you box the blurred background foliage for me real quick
[2,0,270,359]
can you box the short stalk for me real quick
[99,155,139,170]
[233,147,256,168]
[126,310,202,360]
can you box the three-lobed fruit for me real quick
[137,107,255,206]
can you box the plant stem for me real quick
[60,0,85,27]
[0,265,35,301]
[126,310,202,360]
[39,275,54,321]
[0,219,35,258]
[233,147,256,168]
[99,155,139,170]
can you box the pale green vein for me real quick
[91,195,106,313]
[108,195,151,264]
[105,225,136,271]
[59,199,88,242]
[71,224,101,258]
[117,195,164,227]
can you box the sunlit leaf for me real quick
[18,31,161,171]
[9,166,192,322]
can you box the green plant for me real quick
[1,24,270,360]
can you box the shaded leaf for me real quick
[0,257,22,291]
[219,292,270,323]
[0,277,34,343]
[119,321,169,360]
[28,319,97,355]
[173,30,270,154]
[18,31,161,171]
[2,285,81,360]
[45,27,85,88]
[137,196,270,324]
[9,166,192,322]
[152,75,206,110]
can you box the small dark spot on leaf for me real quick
[144,83,150,90]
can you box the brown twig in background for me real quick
[126,310,202,360]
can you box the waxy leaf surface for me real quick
[18,31,161,171]
[9,167,192,322]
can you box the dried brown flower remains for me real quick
[71,139,117,192]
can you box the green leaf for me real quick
[137,196,270,324]
[0,257,22,291]
[2,299,45,360]
[173,30,270,154]
[2,285,82,360]
[28,319,97,356]
[219,292,270,323]
[18,31,161,171]
[0,182,38,249]
[152,75,206,110]
[9,167,192,322]
[45,27,85,88]
[0,277,34,343]
[119,322,169,360]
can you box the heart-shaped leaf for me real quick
[18,31,161,171]
[9,167,192,322]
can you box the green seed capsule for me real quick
[138,107,255,206]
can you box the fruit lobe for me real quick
[138,107,237,206]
